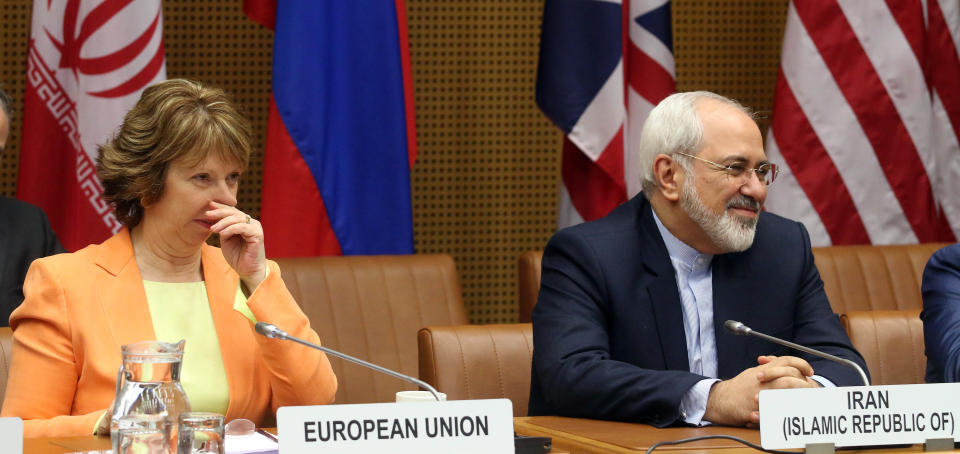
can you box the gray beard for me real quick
[680,179,759,253]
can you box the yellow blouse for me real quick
[142,280,259,414]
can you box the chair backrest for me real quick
[813,243,949,313]
[418,323,533,417]
[841,309,926,385]
[0,327,12,407]
[518,243,948,320]
[274,254,469,404]
[517,251,543,323]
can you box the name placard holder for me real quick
[759,383,960,450]
[804,442,835,454]
[277,398,514,454]
[0,417,23,454]
[924,438,956,452]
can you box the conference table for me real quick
[513,416,960,454]
[21,429,281,453]
[21,417,960,453]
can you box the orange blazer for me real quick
[0,229,337,438]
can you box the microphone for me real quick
[254,322,444,401]
[723,320,870,386]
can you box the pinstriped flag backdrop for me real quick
[766,0,960,246]
[536,0,675,228]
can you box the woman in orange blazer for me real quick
[0,79,337,438]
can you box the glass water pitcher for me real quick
[111,340,191,452]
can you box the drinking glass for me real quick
[115,414,174,454]
[177,412,225,454]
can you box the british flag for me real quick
[537,0,675,227]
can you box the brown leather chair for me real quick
[0,327,12,407]
[274,254,469,404]
[841,309,926,385]
[418,323,533,417]
[518,243,949,320]
[813,243,949,313]
[518,251,543,323]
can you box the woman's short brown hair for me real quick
[97,79,252,228]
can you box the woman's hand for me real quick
[94,406,112,436]
[207,201,267,291]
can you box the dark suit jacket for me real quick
[0,197,64,326]
[921,243,960,383]
[529,195,868,427]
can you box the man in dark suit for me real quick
[530,91,867,428]
[921,243,960,383]
[0,86,64,326]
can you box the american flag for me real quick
[765,0,960,246]
[537,0,675,227]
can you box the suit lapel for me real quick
[200,244,248,418]
[96,229,157,349]
[712,252,754,378]
[637,201,690,372]
[647,277,689,371]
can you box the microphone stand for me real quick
[255,322,444,401]
[724,320,870,386]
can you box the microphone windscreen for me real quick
[724,320,746,335]
[254,322,272,337]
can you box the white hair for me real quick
[637,91,754,196]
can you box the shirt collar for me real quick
[652,208,713,272]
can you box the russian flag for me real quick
[246,0,416,256]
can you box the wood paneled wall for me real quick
[0,0,789,323]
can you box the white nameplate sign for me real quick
[759,383,960,449]
[0,417,23,454]
[277,398,514,453]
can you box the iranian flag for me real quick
[18,0,166,251]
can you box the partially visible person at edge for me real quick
[0,85,65,326]
[0,79,338,437]
[530,91,868,428]
[921,243,960,383]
